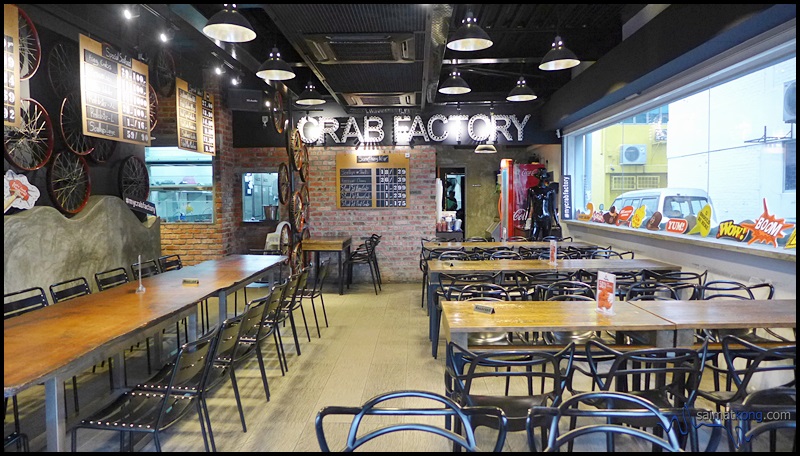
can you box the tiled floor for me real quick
[6,282,794,452]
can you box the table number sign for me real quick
[79,34,150,145]
[596,271,616,315]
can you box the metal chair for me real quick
[130,259,161,280]
[511,271,576,301]
[315,390,508,452]
[94,267,130,291]
[590,249,635,259]
[300,260,331,337]
[730,387,796,452]
[344,237,380,295]
[157,254,183,272]
[49,277,91,303]
[542,236,573,242]
[699,280,790,343]
[507,235,529,241]
[71,329,218,452]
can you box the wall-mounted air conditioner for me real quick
[784,80,796,123]
[620,144,647,165]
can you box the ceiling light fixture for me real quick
[296,81,325,106]
[447,11,493,52]
[202,4,256,43]
[438,68,471,95]
[474,143,497,154]
[539,35,580,71]
[506,76,538,102]
[123,6,140,20]
[256,47,296,81]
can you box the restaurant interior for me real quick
[3,4,796,452]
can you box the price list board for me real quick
[79,34,150,145]
[3,5,20,128]
[335,153,409,209]
[176,77,215,155]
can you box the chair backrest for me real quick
[642,269,708,288]
[543,281,595,300]
[732,387,797,452]
[49,277,91,303]
[529,392,682,452]
[4,287,49,320]
[507,236,529,242]
[315,390,508,452]
[590,249,634,259]
[511,271,576,300]
[518,246,548,259]
[131,259,160,280]
[308,260,331,295]
[489,250,523,260]
[624,281,679,301]
[465,236,487,242]
[700,280,775,300]
[156,329,217,425]
[720,336,796,403]
[542,236,573,242]
[456,283,511,301]
[438,272,500,300]
[158,254,183,272]
[437,250,472,261]
[262,280,289,333]
[537,250,578,260]
[95,267,130,291]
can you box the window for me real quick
[242,172,279,221]
[145,147,214,223]
[563,40,796,250]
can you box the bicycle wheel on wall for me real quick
[118,155,150,201]
[4,98,54,171]
[47,41,79,98]
[88,137,117,164]
[59,92,93,155]
[151,48,176,98]
[148,84,158,132]
[288,128,305,172]
[17,6,41,80]
[290,242,304,274]
[279,223,292,256]
[291,190,306,233]
[278,162,291,205]
[47,150,91,215]
[272,90,286,134]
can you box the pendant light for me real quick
[202,4,256,43]
[438,68,471,95]
[447,11,493,51]
[296,81,325,106]
[539,35,580,71]
[506,76,538,102]
[257,47,295,81]
[474,143,497,154]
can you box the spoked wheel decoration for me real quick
[3,98,54,171]
[47,151,91,215]
[60,92,94,155]
[279,223,292,256]
[291,189,306,233]
[17,6,42,80]
[298,143,310,182]
[290,242,304,274]
[47,41,79,98]
[272,90,286,134]
[300,183,309,210]
[301,227,310,241]
[148,84,158,132]
[278,162,290,205]
[88,137,117,164]
[118,155,150,201]
[151,48,176,98]
[288,128,305,171]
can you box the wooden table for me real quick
[3,254,285,452]
[441,300,678,350]
[626,299,797,346]
[423,241,597,251]
[426,258,681,356]
[302,236,352,295]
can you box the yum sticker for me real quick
[665,219,688,234]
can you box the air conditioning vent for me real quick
[342,92,417,107]
[620,144,647,165]
[784,80,796,123]
[304,33,415,63]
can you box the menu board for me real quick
[79,34,150,146]
[336,153,409,209]
[176,77,215,155]
[3,4,20,128]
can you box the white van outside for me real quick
[610,188,718,228]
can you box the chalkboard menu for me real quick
[176,77,215,155]
[79,34,150,146]
[336,153,409,209]
[3,5,20,128]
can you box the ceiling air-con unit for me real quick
[620,144,647,165]
[784,80,796,123]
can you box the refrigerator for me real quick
[499,160,546,239]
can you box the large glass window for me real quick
[563,42,795,250]
[145,147,214,223]
[242,172,279,221]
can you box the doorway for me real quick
[440,167,466,234]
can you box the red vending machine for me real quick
[499,160,546,239]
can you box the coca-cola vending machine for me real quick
[499,160,546,239]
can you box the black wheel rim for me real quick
[17,7,41,80]
[47,42,79,98]
[278,162,290,205]
[4,98,54,171]
[152,49,176,97]
[119,155,150,201]
[279,224,292,256]
[47,151,91,215]
[59,92,93,155]
[272,91,285,134]
[88,137,117,164]
[148,84,158,132]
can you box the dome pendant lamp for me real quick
[506,76,538,102]
[203,4,256,43]
[438,68,471,95]
[257,47,296,81]
[296,81,325,106]
[539,35,580,71]
[447,11,493,52]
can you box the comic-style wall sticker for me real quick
[577,202,593,221]
[716,220,749,242]
[740,199,795,248]
[686,204,713,237]
[616,206,634,226]
[629,205,647,229]
[645,211,663,231]
[4,170,40,213]
[665,218,688,234]
[786,228,796,249]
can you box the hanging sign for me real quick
[3,5,21,128]
[336,153,409,209]
[79,34,150,145]
[4,169,39,212]
[176,77,215,155]
[561,175,572,220]
[740,198,795,248]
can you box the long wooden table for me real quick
[3,254,286,452]
[426,258,681,357]
[302,236,352,295]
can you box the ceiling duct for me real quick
[342,93,417,107]
[304,33,415,63]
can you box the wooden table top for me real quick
[441,300,676,334]
[423,241,596,250]
[427,258,681,274]
[4,254,286,397]
[626,299,797,330]
[302,236,353,251]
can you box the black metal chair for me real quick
[94,267,130,291]
[699,280,791,343]
[71,329,218,452]
[511,271,577,301]
[624,280,680,301]
[445,342,575,447]
[157,254,183,272]
[315,390,508,452]
[542,235,573,242]
[730,387,796,452]
[528,392,685,452]
[256,280,291,374]
[507,235,529,241]
[130,259,161,280]
[590,249,635,259]
[274,271,311,360]
[300,260,331,337]
[49,277,91,303]
[344,237,380,295]
[465,236,488,242]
